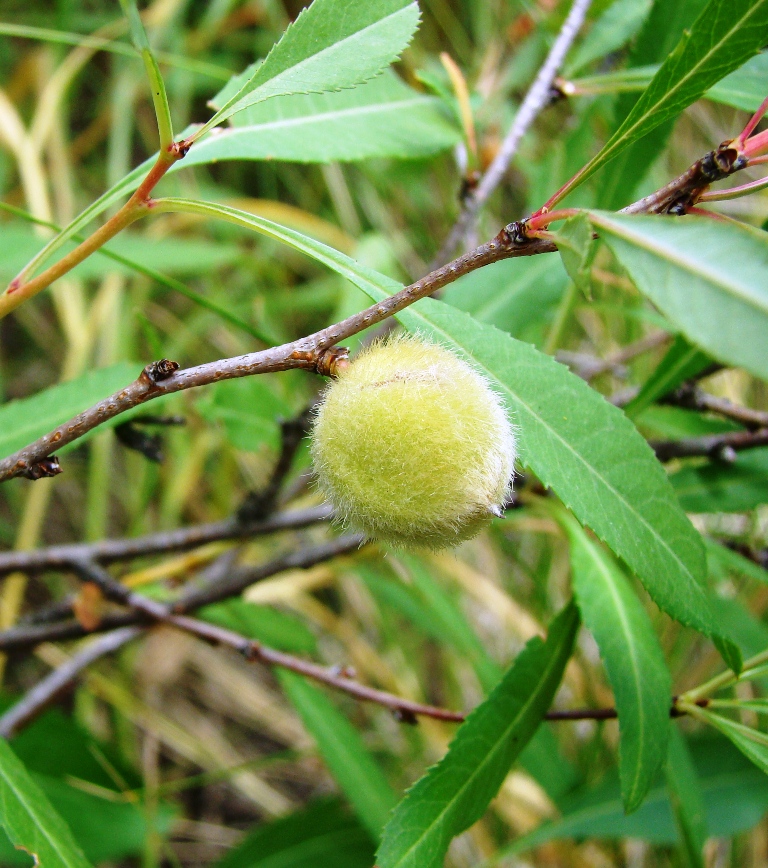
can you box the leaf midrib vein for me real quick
[385,636,568,866]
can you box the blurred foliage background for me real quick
[1,0,768,866]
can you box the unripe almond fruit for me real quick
[310,334,516,549]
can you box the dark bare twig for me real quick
[435,0,594,264]
[662,384,768,430]
[651,428,768,462]
[0,504,332,575]
[0,534,366,652]
[0,627,142,738]
[0,609,713,735]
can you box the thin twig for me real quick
[651,428,768,462]
[0,232,554,483]
[0,505,332,575]
[0,135,757,483]
[0,139,191,318]
[434,0,593,264]
[0,627,142,738]
[662,384,768,430]
[0,534,366,651]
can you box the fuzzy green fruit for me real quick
[310,334,516,549]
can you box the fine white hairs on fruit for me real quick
[310,334,516,549]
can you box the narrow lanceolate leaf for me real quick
[590,213,768,383]
[376,603,579,868]
[394,301,713,636]
[0,738,92,868]
[205,0,420,128]
[563,516,671,813]
[169,201,713,637]
[279,672,397,840]
[688,708,768,777]
[186,73,458,165]
[566,0,768,197]
[666,725,707,868]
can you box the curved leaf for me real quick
[670,448,768,513]
[186,74,459,165]
[563,516,671,813]
[666,725,707,868]
[394,299,712,636]
[566,0,768,198]
[279,672,397,839]
[0,739,91,868]
[207,0,420,127]
[495,736,765,859]
[376,603,579,868]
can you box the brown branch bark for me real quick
[0,232,554,483]
[0,534,366,652]
[0,136,754,484]
[662,384,768,430]
[0,627,142,738]
[651,428,768,462]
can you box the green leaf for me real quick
[711,698,768,715]
[376,602,579,868]
[569,0,768,199]
[590,213,768,382]
[394,301,712,636]
[279,671,397,840]
[0,738,91,868]
[360,564,579,801]
[0,226,243,281]
[563,516,671,812]
[184,73,459,165]
[161,201,713,638]
[595,0,708,210]
[0,213,263,341]
[24,776,174,866]
[564,0,653,76]
[689,708,768,777]
[666,724,707,868]
[635,406,740,440]
[496,735,768,858]
[205,0,421,128]
[624,335,712,419]
[707,50,768,110]
[573,52,768,113]
[213,798,376,868]
[670,447,768,513]
[117,0,173,149]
